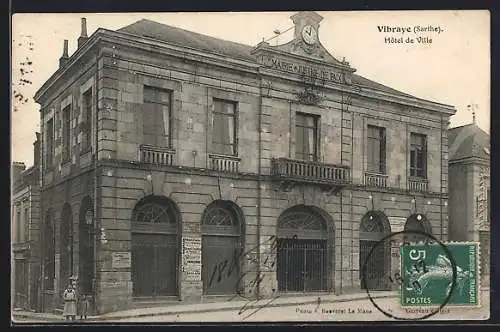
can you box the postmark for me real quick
[401,242,480,308]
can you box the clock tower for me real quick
[291,11,324,45]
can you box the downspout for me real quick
[440,114,444,241]
[206,87,209,169]
[339,93,343,294]
[340,190,343,294]
[256,70,263,299]
[350,98,354,291]
[92,45,100,313]
[39,112,45,312]
[339,93,344,294]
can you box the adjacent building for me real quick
[33,12,455,314]
[11,134,42,311]
[448,120,490,286]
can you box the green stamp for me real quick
[400,242,479,307]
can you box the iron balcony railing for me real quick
[12,242,30,252]
[364,172,388,188]
[208,154,241,173]
[408,177,428,193]
[271,158,350,184]
[138,144,176,166]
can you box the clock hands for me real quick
[302,25,316,45]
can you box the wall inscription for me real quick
[112,252,131,269]
[182,237,202,281]
[256,55,347,84]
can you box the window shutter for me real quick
[380,128,386,173]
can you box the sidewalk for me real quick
[12,308,100,323]
[12,290,397,323]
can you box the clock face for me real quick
[301,24,317,45]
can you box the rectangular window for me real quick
[211,99,237,156]
[143,86,172,147]
[62,105,71,162]
[295,113,319,162]
[410,133,427,178]
[16,209,21,243]
[367,125,386,173]
[81,89,93,152]
[45,118,54,168]
[22,207,28,242]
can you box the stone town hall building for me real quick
[34,12,455,314]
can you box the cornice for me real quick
[35,28,456,118]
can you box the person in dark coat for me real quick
[62,284,77,321]
[77,294,91,320]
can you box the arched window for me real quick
[132,195,178,233]
[404,213,431,243]
[131,195,179,297]
[360,214,384,233]
[43,209,55,291]
[277,205,327,240]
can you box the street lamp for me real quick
[85,209,93,225]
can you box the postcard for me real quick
[11,10,490,323]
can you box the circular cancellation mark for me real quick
[361,230,458,321]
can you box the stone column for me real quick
[257,235,278,298]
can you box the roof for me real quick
[448,123,490,161]
[117,19,420,100]
[118,19,256,62]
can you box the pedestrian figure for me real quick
[63,284,77,321]
[77,294,91,320]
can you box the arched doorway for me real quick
[276,205,330,293]
[404,213,432,243]
[201,200,243,295]
[359,211,391,290]
[79,196,94,296]
[41,208,55,311]
[131,195,179,297]
[59,203,73,295]
[43,209,55,293]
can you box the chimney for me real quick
[33,132,41,167]
[78,18,89,48]
[59,39,69,68]
[12,162,26,186]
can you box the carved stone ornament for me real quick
[295,86,324,105]
[289,39,324,59]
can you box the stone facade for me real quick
[448,123,490,285]
[34,12,455,314]
[11,141,41,311]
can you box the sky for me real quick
[11,11,490,167]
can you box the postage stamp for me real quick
[11,9,490,323]
[400,242,480,307]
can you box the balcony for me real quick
[209,154,241,173]
[364,172,388,188]
[271,158,350,193]
[139,145,176,166]
[12,242,29,252]
[408,177,428,193]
